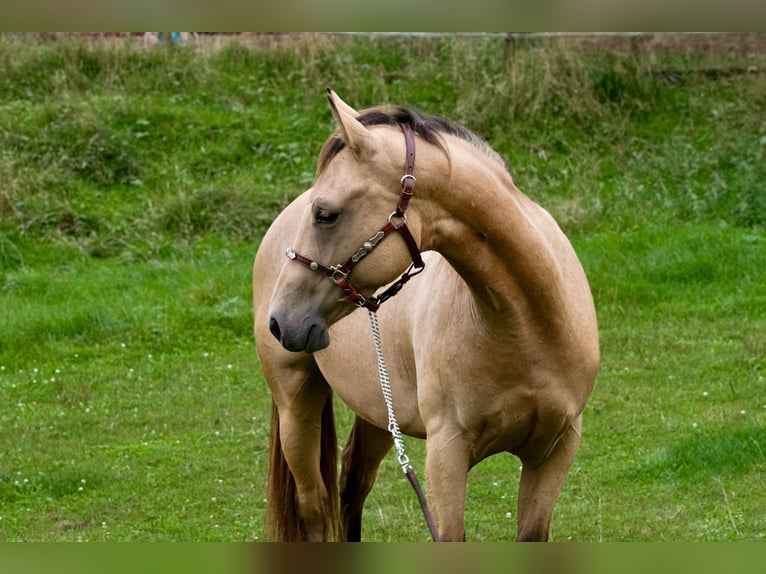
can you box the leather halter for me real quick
[285,123,425,313]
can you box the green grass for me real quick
[0,33,764,541]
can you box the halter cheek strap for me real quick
[285,123,425,313]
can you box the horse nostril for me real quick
[269,316,282,341]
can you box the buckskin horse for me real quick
[252,90,599,541]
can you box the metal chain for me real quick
[368,310,411,473]
[368,310,440,541]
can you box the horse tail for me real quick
[265,393,340,541]
[319,393,341,540]
[265,398,299,541]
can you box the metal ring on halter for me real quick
[400,174,416,185]
[388,211,407,224]
[329,265,348,284]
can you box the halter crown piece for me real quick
[285,123,425,313]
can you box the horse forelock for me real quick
[317,106,508,175]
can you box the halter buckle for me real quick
[329,265,348,284]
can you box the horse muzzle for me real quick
[268,311,331,353]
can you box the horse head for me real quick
[267,90,424,353]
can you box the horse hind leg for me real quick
[266,370,340,541]
[339,416,393,541]
[515,414,582,541]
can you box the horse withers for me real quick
[253,90,599,541]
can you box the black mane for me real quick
[317,106,507,174]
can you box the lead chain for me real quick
[368,310,410,472]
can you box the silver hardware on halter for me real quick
[351,247,368,264]
[388,211,407,224]
[309,261,319,271]
[351,230,387,263]
[329,265,348,284]
[400,174,416,185]
[285,247,296,259]
[368,230,386,246]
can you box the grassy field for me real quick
[0,32,764,542]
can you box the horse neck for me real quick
[417,141,571,332]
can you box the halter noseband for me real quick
[285,123,425,313]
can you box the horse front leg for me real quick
[276,397,332,541]
[424,430,472,541]
[266,366,340,542]
[516,414,582,541]
[339,416,393,541]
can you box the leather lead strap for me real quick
[406,467,440,542]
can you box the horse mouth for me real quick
[302,323,331,353]
[269,315,330,354]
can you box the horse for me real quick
[252,89,599,542]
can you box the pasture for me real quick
[0,32,764,542]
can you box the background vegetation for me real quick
[0,32,764,541]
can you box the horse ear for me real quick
[326,88,372,158]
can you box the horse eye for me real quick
[314,210,339,226]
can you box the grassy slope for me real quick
[0,33,764,541]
